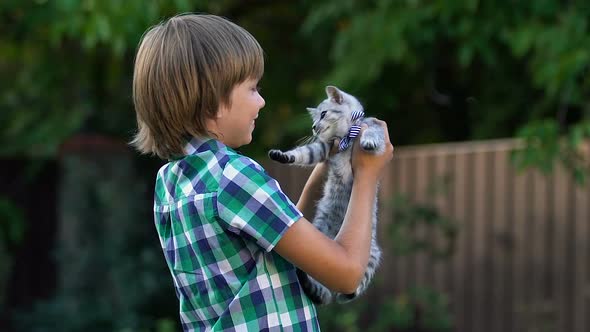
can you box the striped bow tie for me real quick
[338,110,365,152]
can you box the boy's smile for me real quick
[208,78,265,148]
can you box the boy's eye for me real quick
[320,111,327,119]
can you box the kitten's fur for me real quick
[268,86,384,305]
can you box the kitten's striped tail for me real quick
[335,242,382,303]
[296,268,333,305]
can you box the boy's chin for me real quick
[231,136,252,149]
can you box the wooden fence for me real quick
[264,138,590,332]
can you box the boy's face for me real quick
[215,78,265,148]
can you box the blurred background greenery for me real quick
[1,0,589,331]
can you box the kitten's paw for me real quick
[360,139,378,151]
[360,130,384,153]
[268,149,295,163]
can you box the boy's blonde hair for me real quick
[131,14,264,159]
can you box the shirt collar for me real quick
[179,136,237,158]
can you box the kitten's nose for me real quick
[312,124,317,131]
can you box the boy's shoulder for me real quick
[154,142,272,202]
[184,139,264,173]
[157,138,267,185]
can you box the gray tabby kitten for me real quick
[268,86,385,305]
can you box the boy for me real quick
[132,13,394,331]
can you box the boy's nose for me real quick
[259,95,266,108]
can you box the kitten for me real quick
[268,86,385,305]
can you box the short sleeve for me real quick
[216,156,303,252]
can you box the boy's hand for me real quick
[329,138,341,157]
[351,120,394,181]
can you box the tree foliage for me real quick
[0,0,195,155]
[3,0,589,176]
[0,0,324,157]
[301,0,590,183]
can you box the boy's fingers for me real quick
[374,119,390,143]
[370,119,394,156]
[330,139,340,155]
[353,124,368,148]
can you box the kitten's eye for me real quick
[320,111,327,119]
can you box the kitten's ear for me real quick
[306,107,316,115]
[326,86,343,104]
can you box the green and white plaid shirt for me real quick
[154,137,320,331]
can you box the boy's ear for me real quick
[326,86,343,104]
